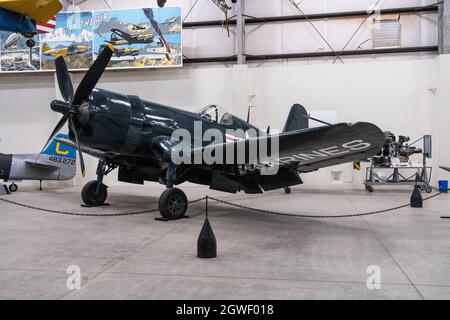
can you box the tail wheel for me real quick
[9,183,18,193]
[159,188,188,220]
[82,181,108,206]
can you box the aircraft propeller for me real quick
[40,44,115,177]
[143,8,171,59]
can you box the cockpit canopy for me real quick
[197,105,234,125]
[197,105,260,137]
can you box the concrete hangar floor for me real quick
[0,184,449,300]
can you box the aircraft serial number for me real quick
[49,156,76,166]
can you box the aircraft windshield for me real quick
[197,105,233,125]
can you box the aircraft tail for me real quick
[283,104,309,133]
[43,134,76,159]
[41,134,77,180]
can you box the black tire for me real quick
[26,39,35,48]
[82,181,108,206]
[284,187,291,194]
[425,186,433,194]
[159,188,188,220]
[9,183,18,193]
[365,186,374,193]
[157,0,167,8]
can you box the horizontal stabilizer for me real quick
[24,159,59,170]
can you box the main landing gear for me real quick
[80,159,189,219]
[158,162,188,220]
[82,180,108,206]
[158,187,188,220]
[81,159,110,207]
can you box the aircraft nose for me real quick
[0,153,12,180]
[51,100,72,115]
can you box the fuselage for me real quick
[42,45,90,57]
[74,88,258,159]
[0,8,36,35]
[0,134,76,182]
[110,29,155,45]
[0,153,75,181]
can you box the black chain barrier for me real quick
[0,186,447,219]
[0,197,206,217]
[207,189,447,219]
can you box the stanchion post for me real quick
[197,195,217,259]
[411,173,423,208]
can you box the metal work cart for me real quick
[364,166,433,193]
[364,135,433,193]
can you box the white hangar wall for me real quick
[1,58,447,188]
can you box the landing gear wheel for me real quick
[159,188,188,220]
[284,187,291,194]
[26,39,35,48]
[82,181,108,206]
[8,183,18,193]
[365,186,374,193]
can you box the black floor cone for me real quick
[411,174,423,208]
[197,218,217,258]
[197,197,217,258]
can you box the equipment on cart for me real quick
[371,132,424,168]
[364,134,432,193]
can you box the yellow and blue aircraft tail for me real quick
[43,134,77,160]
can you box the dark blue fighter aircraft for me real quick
[42,44,385,219]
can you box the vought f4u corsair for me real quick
[43,44,385,219]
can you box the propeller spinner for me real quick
[40,44,115,177]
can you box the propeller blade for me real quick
[40,115,68,153]
[55,55,74,103]
[69,115,86,177]
[73,43,114,106]
[145,8,171,57]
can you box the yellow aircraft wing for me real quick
[0,0,62,23]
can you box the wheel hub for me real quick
[168,195,184,214]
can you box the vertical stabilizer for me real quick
[283,104,309,132]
